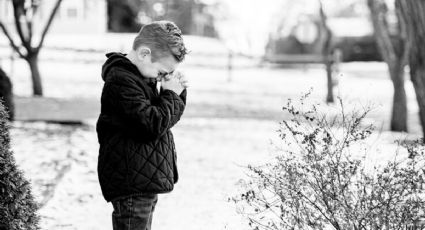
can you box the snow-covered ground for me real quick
[11,119,278,230]
[1,34,423,229]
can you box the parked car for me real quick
[265,8,385,63]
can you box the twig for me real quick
[0,21,25,58]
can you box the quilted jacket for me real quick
[96,52,186,202]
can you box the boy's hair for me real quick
[133,21,188,62]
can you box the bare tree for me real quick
[318,0,335,103]
[0,0,63,96]
[396,0,425,137]
[367,0,409,132]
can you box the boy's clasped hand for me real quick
[161,71,188,95]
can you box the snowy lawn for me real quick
[11,118,278,230]
[1,34,423,229]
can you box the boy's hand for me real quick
[175,71,189,89]
[162,75,184,95]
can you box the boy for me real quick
[96,21,188,230]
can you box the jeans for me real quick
[111,194,158,230]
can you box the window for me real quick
[1,2,10,20]
[67,8,78,18]
[4,3,8,18]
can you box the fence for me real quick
[0,44,262,82]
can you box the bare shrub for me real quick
[232,93,425,230]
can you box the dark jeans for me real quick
[111,194,158,230]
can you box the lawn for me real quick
[2,34,422,229]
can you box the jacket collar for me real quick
[103,52,158,85]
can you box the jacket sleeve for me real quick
[161,87,187,105]
[104,75,186,139]
[179,89,187,105]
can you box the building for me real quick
[0,0,107,34]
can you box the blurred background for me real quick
[0,0,423,229]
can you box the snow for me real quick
[1,34,423,229]
[11,118,278,230]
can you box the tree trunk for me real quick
[26,55,43,96]
[410,67,425,137]
[389,64,408,131]
[318,0,335,103]
[396,0,425,137]
[326,60,334,103]
[368,0,408,132]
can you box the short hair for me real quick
[132,21,188,62]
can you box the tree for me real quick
[0,67,14,121]
[0,102,39,229]
[0,0,63,96]
[162,0,195,35]
[107,0,142,32]
[396,0,425,138]
[138,0,218,37]
[318,0,335,103]
[367,0,409,132]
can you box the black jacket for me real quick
[96,52,186,202]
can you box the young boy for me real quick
[96,21,188,230]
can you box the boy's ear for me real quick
[137,47,151,60]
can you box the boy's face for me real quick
[136,48,179,80]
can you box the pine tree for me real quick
[0,67,15,121]
[0,103,39,230]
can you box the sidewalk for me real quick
[15,96,100,124]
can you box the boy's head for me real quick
[131,21,188,79]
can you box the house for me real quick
[0,0,107,34]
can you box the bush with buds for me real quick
[232,92,425,230]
